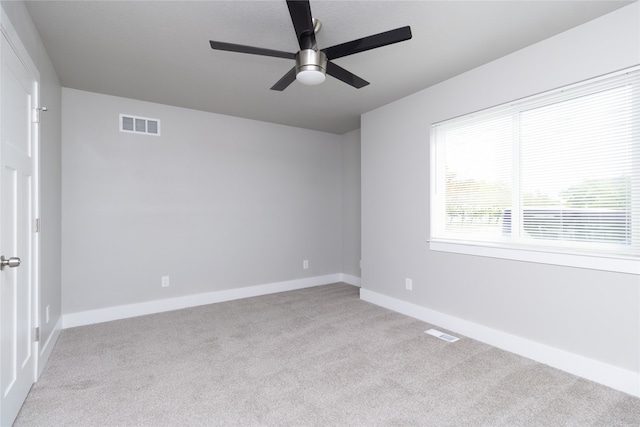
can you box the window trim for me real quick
[429,240,639,275]
[429,66,640,275]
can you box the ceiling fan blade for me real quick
[286,0,317,50]
[270,67,297,91]
[326,62,369,89]
[322,26,412,60]
[210,40,295,59]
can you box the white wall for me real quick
[341,129,361,278]
[1,0,62,373]
[62,88,343,314]
[361,1,639,382]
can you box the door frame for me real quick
[0,3,41,383]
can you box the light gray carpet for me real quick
[15,283,640,426]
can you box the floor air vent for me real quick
[120,114,161,136]
[425,328,459,342]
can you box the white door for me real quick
[0,32,37,427]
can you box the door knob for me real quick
[0,255,21,270]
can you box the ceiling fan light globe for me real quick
[296,70,326,85]
[295,49,328,86]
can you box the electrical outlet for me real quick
[45,305,50,324]
[303,260,309,269]
[405,278,413,291]
[161,276,170,287]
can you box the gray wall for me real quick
[1,0,62,367]
[361,3,640,372]
[341,129,361,278]
[62,88,345,314]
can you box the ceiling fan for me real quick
[209,0,412,91]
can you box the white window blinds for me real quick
[431,66,640,264]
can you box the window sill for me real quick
[429,240,639,275]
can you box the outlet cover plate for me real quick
[405,278,413,290]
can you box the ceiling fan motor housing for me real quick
[295,49,327,84]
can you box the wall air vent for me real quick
[120,114,161,136]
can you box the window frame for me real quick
[429,66,640,275]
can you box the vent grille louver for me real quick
[120,114,161,136]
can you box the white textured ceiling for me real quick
[25,0,633,134]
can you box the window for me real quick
[430,67,640,274]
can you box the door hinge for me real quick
[34,218,40,233]
[35,327,40,342]
[32,107,47,124]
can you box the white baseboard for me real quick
[360,288,639,398]
[63,274,349,329]
[38,317,62,378]
[339,273,361,287]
